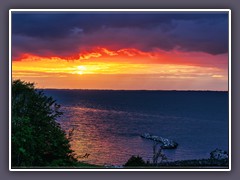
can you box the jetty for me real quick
[140,133,178,149]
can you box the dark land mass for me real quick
[124,158,228,169]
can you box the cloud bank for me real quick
[12,12,229,61]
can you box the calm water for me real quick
[43,90,229,166]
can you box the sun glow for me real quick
[75,65,87,75]
[12,47,228,90]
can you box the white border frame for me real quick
[9,9,231,172]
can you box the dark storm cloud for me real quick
[11,12,229,59]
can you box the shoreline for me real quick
[80,157,229,169]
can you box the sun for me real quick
[76,65,87,75]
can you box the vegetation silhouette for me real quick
[12,79,96,168]
[124,155,146,167]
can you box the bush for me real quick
[11,80,77,167]
[124,155,146,167]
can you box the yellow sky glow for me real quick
[12,57,228,90]
[12,48,228,91]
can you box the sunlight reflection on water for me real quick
[58,105,228,166]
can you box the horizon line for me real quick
[38,88,228,92]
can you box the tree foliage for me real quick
[124,155,146,167]
[12,80,78,167]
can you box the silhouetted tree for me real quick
[152,142,168,165]
[12,80,77,167]
[124,155,146,167]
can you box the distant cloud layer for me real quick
[12,12,229,60]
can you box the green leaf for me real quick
[19,147,26,154]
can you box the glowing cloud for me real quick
[11,12,229,90]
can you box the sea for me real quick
[43,90,229,166]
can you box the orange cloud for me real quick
[13,47,228,69]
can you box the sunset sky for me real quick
[11,11,229,90]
